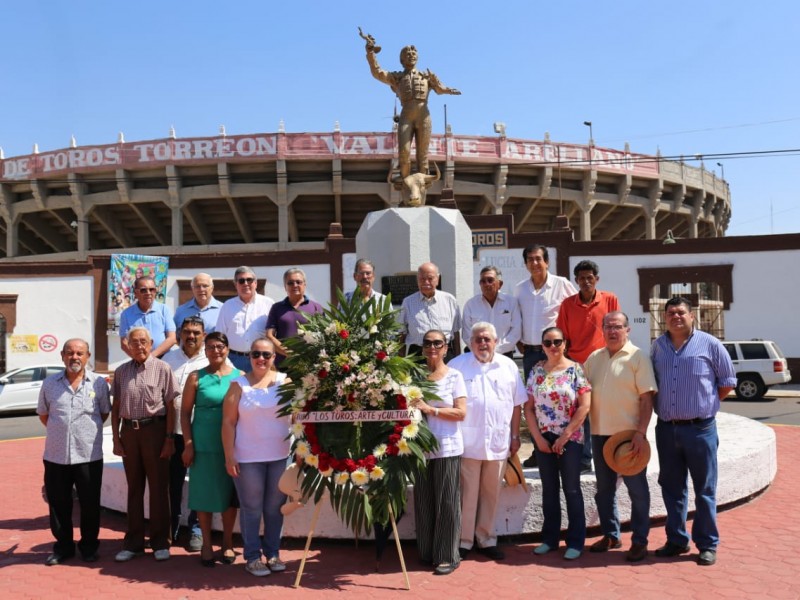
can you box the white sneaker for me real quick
[267,556,286,572]
[245,559,271,577]
[153,549,170,561]
[114,550,142,562]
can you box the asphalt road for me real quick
[2,385,799,442]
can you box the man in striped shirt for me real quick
[650,297,736,567]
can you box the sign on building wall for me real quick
[9,335,38,353]
[108,254,169,333]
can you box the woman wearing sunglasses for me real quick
[221,338,292,577]
[411,329,466,576]
[180,331,241,567]
[524,327,591,560]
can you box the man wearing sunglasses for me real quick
[266,268,323,366]
[119,276,177,359]
[449,323,526,562]
[216,266,274,372]
[461,266,521,359]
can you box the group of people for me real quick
[36,248,736,577]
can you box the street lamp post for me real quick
[716,161,725,180]
[583,121,593,166]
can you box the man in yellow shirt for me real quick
[582,311,657,563]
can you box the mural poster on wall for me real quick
[108,254,169,333]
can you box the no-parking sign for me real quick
[39,334,58,352]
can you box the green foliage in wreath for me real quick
[277,291,439,535]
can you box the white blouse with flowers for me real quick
[526,362,591,443]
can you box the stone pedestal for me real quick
[355,206,473,304]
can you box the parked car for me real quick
[0,365,64,413]
[722,340,792,400]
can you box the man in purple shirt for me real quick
[266,268,324,366]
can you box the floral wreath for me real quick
[277,291,439,534]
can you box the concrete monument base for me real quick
[100,412,776,539]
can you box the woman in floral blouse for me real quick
[524,326,591,560]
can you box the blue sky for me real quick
[1,0,798,236]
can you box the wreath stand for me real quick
[293,502,410,590]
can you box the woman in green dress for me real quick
[181,331,241,566]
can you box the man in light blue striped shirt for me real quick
[650,297,736,567]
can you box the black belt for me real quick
[523,344,543,352]
[659,417,713,426]
[122,415,166,429]
[229,349,249,356]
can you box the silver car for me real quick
[0,365,64,413]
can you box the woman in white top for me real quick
[222,338,291,577]
[412,329,467,576]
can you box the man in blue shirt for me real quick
[120,276,177,358]
[173,273,223,334]
[650,297,736,567]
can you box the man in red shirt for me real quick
[556,260,620,471]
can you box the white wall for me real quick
[568,250,799,357]
[1,276,94,371]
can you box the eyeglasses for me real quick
[542,339,564,348]
[206,344,227,352]
[237,277,255,285]
[250,350,274,359]
[479,277,497,284]
[286,280,304,286]
[138,287,156,293]
[422,339,446,349]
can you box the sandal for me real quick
[222,549,236,565]
[201,548,215,568]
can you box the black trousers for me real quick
[43,459,103,558]
[169,433,198,537]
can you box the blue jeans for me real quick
[535,432,586,550]
[655,417,719,551]
[591,435,650,545]
[234,459,287,562]
[229,352,252,373]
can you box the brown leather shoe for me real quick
[589,535,622,553]
[626,543,648,562]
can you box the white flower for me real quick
[398,374,412,385]
[334,472,350,486]
[290,422,305,438]
[350,468,369,486]
[373,444,387,458]
[301,372,319,390]
[402,422,419,439]
[369,466,385,481]
[293,388,306,403]
[325,322,338,335]
[302,331,320,344]
[304,454,319,468]
[295,441,311,458]
[397,439,412,456]
[405,386,423,402]
[369,325,378,334]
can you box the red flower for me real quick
[386,445,399,456]
[388,433,401,445]
[339,330,349,339]
[344,459,357,473]
[310,443,321,455]
[394,424,405,434]
[363,455,377,470]
[396,395,407,409]
[341,364,350,373]
[376,351,388,361]
[318,369,328,379]
[318,453,331,472]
